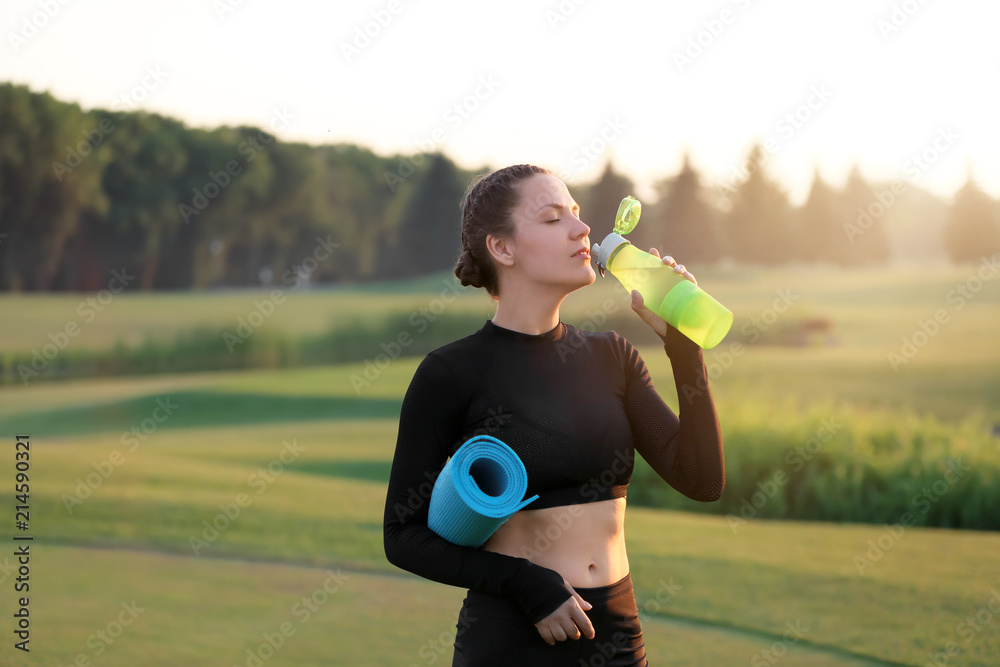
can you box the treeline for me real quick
[588,149,1000,268]
[2,82,998,292]
[0,82,473,291]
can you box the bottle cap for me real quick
[614,196,641,235]
[591,232,630,277]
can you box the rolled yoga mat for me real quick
[428,435,538,548]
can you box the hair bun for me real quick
[455,249,482,288]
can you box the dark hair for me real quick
[455,164,551,298]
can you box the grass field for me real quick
[1,264,999,665]
[3,262,999,421]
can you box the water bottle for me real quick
[591,196,734,350]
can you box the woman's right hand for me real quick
[533,587,595,645]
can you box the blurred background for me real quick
[1,1,998,665]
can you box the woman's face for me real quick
[493,172,595,293]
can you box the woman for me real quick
[383,164,725,666]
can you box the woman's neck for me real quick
[490,289,565,336]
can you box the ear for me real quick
[485,233,516,267]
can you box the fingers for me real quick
[571,605,596,640]
[534,594,595,645]
[673,264,698,285]
[649,248,676,267]
[649,249,699,285]
[630,289,645,309]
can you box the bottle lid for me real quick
[614,196,641,235]
[591,232,630,276]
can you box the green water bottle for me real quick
[591,195,734,350]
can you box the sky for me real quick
[2,0,999,205]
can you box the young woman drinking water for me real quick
[383,164,725,666]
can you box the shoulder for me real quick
[409,325,487,384]
[424,325,487,363]
[559,322,640,366]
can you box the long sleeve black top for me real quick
[382,318,724,624]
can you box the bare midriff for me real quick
[480,497,629,589]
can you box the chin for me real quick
[569,268,597,290]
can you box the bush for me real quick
[628,397,1000,530]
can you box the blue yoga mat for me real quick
[428,435,538,548]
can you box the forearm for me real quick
[658,325,726,500]
[383,512,573,623]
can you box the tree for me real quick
[722,144,794,264]
[585,160,636,240]
[944,176,1000,263]
[643,154,719,264]
[840,166,890,265]
[0,85,107,290]
[376,153,466,279]
[795,169,850,264]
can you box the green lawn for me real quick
[3,263,998,422]
[1,265,998,664]
[0,360,998,665]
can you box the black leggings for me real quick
[451,572,647,666]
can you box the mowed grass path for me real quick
[1,364,998,665]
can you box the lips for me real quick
[572,248,591,259]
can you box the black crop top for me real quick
[383,318,724,625]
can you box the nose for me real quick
[573,214,590,238]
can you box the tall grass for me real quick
[0,311,491,385]
[629,396,1000,530]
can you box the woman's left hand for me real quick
[629,249,697,338]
